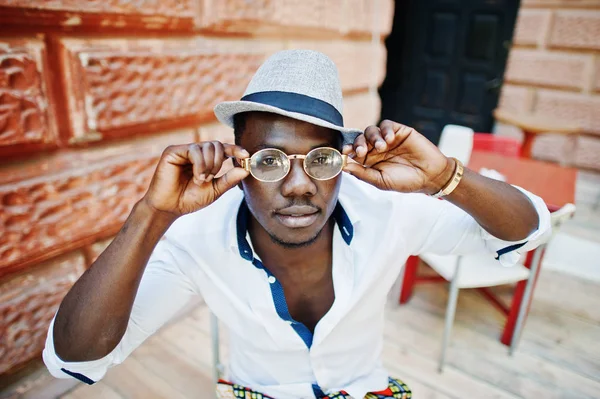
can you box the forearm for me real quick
[53,199,176,361]
[442,160,539,241]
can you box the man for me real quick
[43,50,550,398]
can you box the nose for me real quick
[280,159,317,198]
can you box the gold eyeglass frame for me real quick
[239,147,349,182]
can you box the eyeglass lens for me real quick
[249,149,290,181]
[304,148,344,180]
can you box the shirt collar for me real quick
[230,197,356,260]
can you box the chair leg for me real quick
[211,312,222,388]
[509,246,545,354]
[500,250,543,346]
[501,281,525,347]
[439,258,461,372]
[400,256,419,304]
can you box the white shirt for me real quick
[43,174,551,398]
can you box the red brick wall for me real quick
[0,0,393,374]
[498,0,600,169]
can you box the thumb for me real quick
[343,163,384,188]
[213,167,249,198]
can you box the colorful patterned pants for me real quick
[216,377,412,399]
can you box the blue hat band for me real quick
[241,91,344,127]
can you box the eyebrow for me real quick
[253,142,333,153]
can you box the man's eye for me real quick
[312,156,329,165]
[261,157,279,166]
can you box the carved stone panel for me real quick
[0,0,198,31]
[0,38,57,157]
[58,38,280,144]
[0,251,86,374]
[0,129,196,277]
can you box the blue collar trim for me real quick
[332,202,353,245]
[236,201,254,261]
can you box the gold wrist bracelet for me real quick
[431,158,464,199]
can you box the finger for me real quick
[216,158,234,177]
[352,134,368,161]
[223,143,250,160]
[380,119,414,146]
[379,119,398,144]
[187,144,206,185]
[364,125,387,152]
[208,141,225,181]
[213,167,249,198]
[342,144,354,156]
[161,144,197,166]
[201,142,216,182]
[343,163,385,188]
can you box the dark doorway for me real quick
[379,0,520,144]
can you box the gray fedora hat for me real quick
[214,49,362,145]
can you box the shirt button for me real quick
[268,276,276,284]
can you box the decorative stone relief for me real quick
[0,252,86,374]
[59,38,278,143]
[0,39,56,153]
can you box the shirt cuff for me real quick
[480,186,552,267]
[42,316,114,384]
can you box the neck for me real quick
[248,217,335,277]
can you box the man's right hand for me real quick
[143,141,250,217]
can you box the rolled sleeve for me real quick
[42,236,197,384]
[43,317,114,384]
[404,186,552,267]
[479,186,552,266]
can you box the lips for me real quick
[275,205,320,228]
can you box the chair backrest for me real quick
[438,124,474,164]
[550,203,576,231]
[472,133,521,157]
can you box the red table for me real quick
[468,151,577,211]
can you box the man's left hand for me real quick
[342,120,455,194]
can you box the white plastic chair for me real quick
[421,203,576,372]
[437,124,474,165]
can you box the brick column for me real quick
[498,0,600,169]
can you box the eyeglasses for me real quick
[239,147,348,182]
